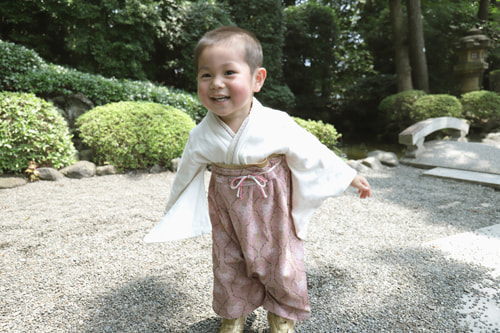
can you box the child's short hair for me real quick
[194,26,263,74]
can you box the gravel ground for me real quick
[1,165,499,332]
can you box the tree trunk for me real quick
[389,0,413,92]
[406,0,429,92]
[478,0,489,21]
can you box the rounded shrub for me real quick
[0,92,77,174]
[378,90,427,126]
[76,101,195,170]
[490,69,500,93]
[293,117,343,156]
[377,90,426,141]
[410,94,463,122]
[461,90,500,129]
[0,41,45,87]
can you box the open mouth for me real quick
[211,96,229,102]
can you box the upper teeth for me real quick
[214,97,228,101]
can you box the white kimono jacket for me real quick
[144,98,356,243]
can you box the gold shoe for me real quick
[218,316,246,333]
[267,312,295,333]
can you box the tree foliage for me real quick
[283,2,339,119]
[162,1,234,92]
[358,0,479,93]
[0,40,207,123]
[319,0,376,90]
[0,0,181,81]
[1,0,499,143]
[221,0,295,111]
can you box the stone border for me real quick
[0,152,400,190]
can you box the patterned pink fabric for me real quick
[208,156,311,321]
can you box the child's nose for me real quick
[210,75,224,89]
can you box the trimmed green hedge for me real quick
[378,90,427,126]
[377,90,427,140]
[379,91,464,125]
[0,92,77,174]
[490,69,500,93]
[461,90,500,128]
[76,102,195,170]
[410,94,463,121]
[0,40,207,123]
[462,91,500,118]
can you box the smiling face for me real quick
[196,43,266,132]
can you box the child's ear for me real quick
[253,67,267,93]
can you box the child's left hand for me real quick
[350,175,371,199]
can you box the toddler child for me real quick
[145,26,371,333]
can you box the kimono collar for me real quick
[208,97,263,138]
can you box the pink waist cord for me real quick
[230,174,268,200]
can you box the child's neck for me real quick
[219,106,252,134]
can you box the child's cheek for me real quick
[229,83,251,104]
[197,84,210,107]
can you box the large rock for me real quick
[60,161,96,179]
[361,156,384,170]
[483,132,500,147]
[79,149,96,162]
[347,160,371,173]
[367,150,400,167]
[37,167,64,181]
[51,93,94,128]
[149,164,166,174]
[171,158,181,172]
[0,177,27,189]
[96,165,118,176]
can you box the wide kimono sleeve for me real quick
[282,115,357,240]
[143,134,211,243]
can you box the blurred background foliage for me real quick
[1,0,499,142]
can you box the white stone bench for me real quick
[399,117,469,158]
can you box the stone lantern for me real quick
[454,29,491,94]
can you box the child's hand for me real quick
[350,175,371,199]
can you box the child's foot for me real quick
[218,316,246,333]
[267,312,295,333]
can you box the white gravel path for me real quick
[1,165,499,332]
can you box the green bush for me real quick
[258,84,295,113]
[376,90,426,141]
[0,92,77,174]
[0,40,45,81]
[410,94,463,122]
[76,102,195,170]
[461,90,500,128]
[378,90,427,126]
[0,40,207,123]
[293,117,343,156]
[490,69,500,93]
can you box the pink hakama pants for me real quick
[208,155,311,321]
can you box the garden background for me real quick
[1,0,499,174]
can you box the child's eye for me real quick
[225,70,236,76]
[199,73,211,79]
